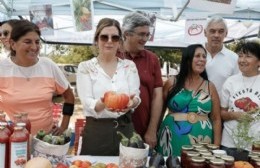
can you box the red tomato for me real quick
[56,163,69,168]
[72,160,82,167]
[81,161,92,168]
[106,163,119,168]
[103,91,129,110]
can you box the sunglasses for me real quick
[0,30,9,37]
[99,34,120,42]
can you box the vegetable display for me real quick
[117,131,145,149]
[35,129,71,145]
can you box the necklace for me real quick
[17,66,34,81]
[242,75,258,89]
[11,56,37,81]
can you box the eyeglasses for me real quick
[0,30,10,37]
[131,31,152,40]
[99,34,121,42]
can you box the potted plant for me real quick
[232,108,260,161]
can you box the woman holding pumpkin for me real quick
[76,18,141,156]
[220,40,260,157]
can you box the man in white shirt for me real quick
[204,16,239,96]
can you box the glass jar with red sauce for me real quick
[221,155,234,168]
[190,156,206,168]
[248,153,259,166]
[20,112,31,134]
[0,126,9,168]
[251,158,260,168]
[16,123,30,161]
[196,147,209,153]
[255,162,260,168]
[203,155,216,167]
[200,151,212,157]
[186,151,200,168]
[181,145,194,168]
[9,126,28,168]
[209,158,225,168]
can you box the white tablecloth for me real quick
[67,155,119,164]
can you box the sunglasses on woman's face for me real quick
[99,34,120,42]
[0,30,9,37]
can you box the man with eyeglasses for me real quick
[120,11,163,149]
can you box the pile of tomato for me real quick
[55,160,118,168]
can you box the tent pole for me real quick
[170,0,190,22]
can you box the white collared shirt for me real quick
[77,57,141,118]
[205,45,240,96]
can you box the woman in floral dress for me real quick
[157,44,222,156]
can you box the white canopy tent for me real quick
[0,0,259,48]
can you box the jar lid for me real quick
[210,158,225,165]
[13,126,23,131]
[251,151,260,156]
[196,147,208,152]
[221,155,234,161]
[199,141,209,146]
[187,151,200,157]
[203,155,215,160]
[13,114,22,118]
[16,122,26,127]
[193,143,203,148]
[200,151,213,156]
[191,156,206,163]
[248,154,259,159]
[207,144,219,149]
[252,158,260,162]
[182,145,193,150]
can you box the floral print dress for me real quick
[157,81,213,156]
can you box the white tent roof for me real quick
[1,0,259,48]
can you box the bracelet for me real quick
[62,103,74,116]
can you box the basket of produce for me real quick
[117,131,149,168]
[31,129,72,165]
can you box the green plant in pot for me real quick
[232,108,260,161]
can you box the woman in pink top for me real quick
[0,20,75,135]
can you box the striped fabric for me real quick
[0,57,69,135]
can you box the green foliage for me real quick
[48,44,94,64]
[233,109,260,150]
[150,48,182,67]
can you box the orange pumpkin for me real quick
[103,91,129,110]
[234,161,254,168]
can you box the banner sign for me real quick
[29,4,54,35]
[71,0,94,32]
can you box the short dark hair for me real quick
[235,40,260,60]
[10,20,41,56]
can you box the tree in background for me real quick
[49,44,94,65]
